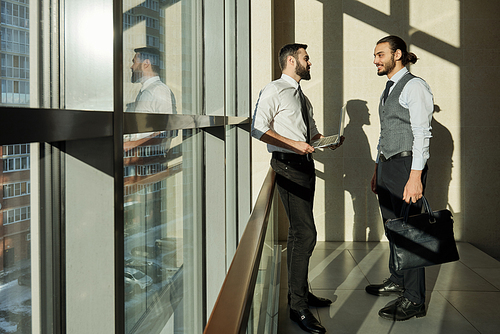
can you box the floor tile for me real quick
[426,261,498,292]
[278,290,480,334]
[384,291,480,334]
[472,268,500,290]
[457,243,500,269]
[439,291,500,334]
[313,241,350,250]
[277,242,500,333]
[313,241,390,251]
[347,249,391,284]
[309,249,369,291]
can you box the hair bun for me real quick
[407,52,418,65]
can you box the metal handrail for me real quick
[204,167,276,334]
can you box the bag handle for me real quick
[401,196,436,224]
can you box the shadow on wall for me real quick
[425,105,454,215]
[342,100,383,241]
[271,0,499,256]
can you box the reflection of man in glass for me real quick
[129,46,176,114]
[123,47,179,275]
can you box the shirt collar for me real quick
[389,67,409,85]
[141,76,161,91]
[281,73,300,89]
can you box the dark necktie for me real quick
[382,80,394,104]
[135,89,144,103]
[297,85,310,143]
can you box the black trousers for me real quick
[376,155,428,304]
[271,156,317,311]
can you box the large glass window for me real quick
[123,0,203,333]
[0,0,33,331]
[123,130,202,333]
[123,0,195,115]
[1,0,29,107]
[0,144,32,333]
[65,0,113,111]
[0,0,250,332]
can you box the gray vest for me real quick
[378,72,416,159]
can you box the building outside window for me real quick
[0,1,32,331]
[0,0,250,333]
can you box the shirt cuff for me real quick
[411,155,427,170]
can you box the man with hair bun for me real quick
[365,35,434,321]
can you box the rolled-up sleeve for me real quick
[251,84,279,140]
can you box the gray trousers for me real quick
[271,157,317,311]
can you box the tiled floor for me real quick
[278,242,500,334]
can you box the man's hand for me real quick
[291,141,315,155]
[328,136,345,150]
[403,170,423,203]
[371,164,378,194]
[260,130,315,155]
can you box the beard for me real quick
[131,69,142,83]
[377,54,396,76]
[295,61,311,81]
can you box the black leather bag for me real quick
[385,196,460,271]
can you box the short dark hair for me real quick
[377,36,418,66]
[134,47,162,74]
[278,43,308,71]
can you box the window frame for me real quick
[0,0,252,333]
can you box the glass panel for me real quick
[65,0,113,111]
[225,125,237,263]
[204,0,224,116]
[123,1,202,330]
[0,0,29,107]
[123,0,195,115]
[224,0,236,117]
[123,129,202,333]
[246,191,280,334]
[0,143,32,333]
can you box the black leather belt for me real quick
[272,151,312,162]
[379,151,412,162]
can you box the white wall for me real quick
[251,0,500,258]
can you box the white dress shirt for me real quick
[127,76,177,114]
[125,76,177,141]
[251,74,319,153]
[377,67,434,170]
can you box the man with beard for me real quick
[252,43,343,334]
[128,47,176,114]
[366,36,433,321]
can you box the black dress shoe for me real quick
[290,308,326,334]
[378,296,426,321]
[288,293,333,307]
[307,293,332,307]
[365,279,404,296]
